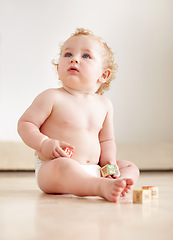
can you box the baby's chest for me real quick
[52,102,106,131]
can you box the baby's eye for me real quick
[64,52,72,57]
[82,53,91,59]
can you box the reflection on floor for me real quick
[0,171,173,240]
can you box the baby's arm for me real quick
[18,90,50,152]
[99,99,120,177]
[18,89,72,159]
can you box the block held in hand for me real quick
[100,164,118,177]
[64,147,73,158]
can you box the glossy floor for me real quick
[1,172,173,240]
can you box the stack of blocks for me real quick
[133,186,159,203]
[100,164,118,178]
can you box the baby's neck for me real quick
[62,85,96,98]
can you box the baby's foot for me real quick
[99,178,126,202]
[120,178,134,197]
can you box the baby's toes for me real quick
[121,188,130,197]
[126,178,134,187]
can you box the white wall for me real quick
[0,0,173,144]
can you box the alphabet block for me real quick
[133,189,151,203]
[142,186,159,199]
[100,164,118,178]
[64,147,73,158]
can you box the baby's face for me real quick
[58,35,105,93]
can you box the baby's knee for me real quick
[130,162,140,177]
[51,157,74,176]
[117,160,140,176]
[52,157,69,170]
[127,160,140,175]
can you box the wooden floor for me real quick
[1,171,173,240]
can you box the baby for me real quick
[18,28,139,202]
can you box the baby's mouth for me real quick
[68,66,79,72]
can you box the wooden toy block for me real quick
[133,189,151,203]
[64,147,73,158]
[100,164,118,178]
[142,186,159,199]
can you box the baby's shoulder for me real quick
[41,87,61,94]
[33,88,64,106]
[38,88,64,99]
[96,94,113,110]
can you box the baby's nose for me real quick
[71,58,78,64]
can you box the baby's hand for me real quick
[40,139,74,159]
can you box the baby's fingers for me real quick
[106,175,112,179]
[112,173,120,179]
[54,147,69,158]
[59,141,75,150]
[53,150,61,158]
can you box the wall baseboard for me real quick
[0,141,34,170]
[0,141,173,170]
[116,142,173,170]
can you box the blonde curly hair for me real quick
[53,28,118,95]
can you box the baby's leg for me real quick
[37,158,127,202]
[117,160,140,196]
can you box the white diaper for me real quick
[35,155,45,182]
[80,164,101,177]
[35,156,101,183]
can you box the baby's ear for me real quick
[99,69,111,83]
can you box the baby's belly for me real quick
[70,133,101,164]
[38,128,101,164]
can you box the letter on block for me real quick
[100,164,118,178]
[64,147,73,158]
[142,186,159,199]
[133,189,151,203]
